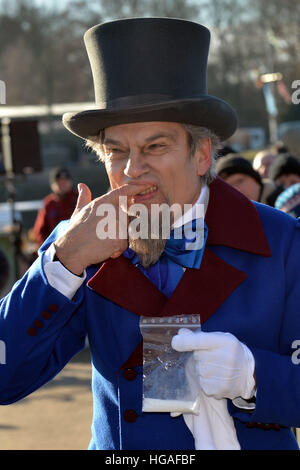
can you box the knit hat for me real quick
[269,154,300,182]
[215,154,262,185]
[275,183,300,218]
[49,167,71,185]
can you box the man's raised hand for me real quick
[54,182,148,275]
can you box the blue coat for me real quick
[0,178,300,450]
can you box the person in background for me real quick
[275,183,300,219]
[217,144,237,158]
[215,154,278,205]
[252,150,277,179]
[269,154,300,190]
[33,167,78,246]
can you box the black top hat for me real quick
[63,18,237,141]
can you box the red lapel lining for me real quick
[88,246,246,321]
[206,177,271,256]
[88,255,167,317]
[160,248,247,322]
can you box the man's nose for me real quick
[124,150,149,179]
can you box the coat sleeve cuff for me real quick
[43,243,86,300]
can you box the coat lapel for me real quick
[88,255,167,317]
[160,247,247,322]
[88,246,247,321]
[205,177,271,256]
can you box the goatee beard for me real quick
[128,212,171,268]
[128,237,167,269]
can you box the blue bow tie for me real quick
[124,219,208,270]
[163,219,208,269]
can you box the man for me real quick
[215,154,280,206]
[33,167,78,246]
[0,18,300,451]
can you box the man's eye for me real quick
[147,143,166,151]
[105,148,125,157]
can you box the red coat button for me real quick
[42,311,51,320]
[246,422,255,428]
[123,368,137,381]
[27,327,37,336]
[123,409,138,423]
[262,424,271,430]
[48,304,59,312]
[34,320,43,328]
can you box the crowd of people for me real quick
[215,142,300,218]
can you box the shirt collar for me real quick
[172,184,209,229]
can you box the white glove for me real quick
[171,329,255,400]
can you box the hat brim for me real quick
[62,96,237,142]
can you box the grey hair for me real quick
[85,123,222,185]
[181,124,221,185]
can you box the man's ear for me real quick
[195,138,211,176]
